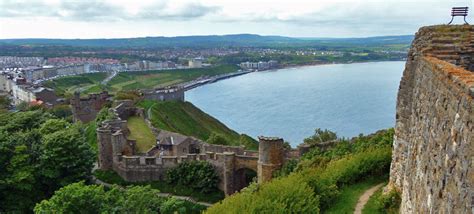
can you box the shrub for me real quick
[206,133,229,145]
[302,146,392,211]
[205,129,394,213]
[273,159,298,178]
[304,128,338,145]
[95,107,116,126]
[206,174,320,214]
[166,161,219,193]
[376,189,401,213]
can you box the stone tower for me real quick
[257,136,284,183]
[97,127,113,170]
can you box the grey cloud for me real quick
[58,0,125,21]
[136,2,220,20]
[0,0,59,17]
[0,0,219,21]
[213,0,461,28]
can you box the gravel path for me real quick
[354,183,384,214]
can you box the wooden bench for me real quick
[448,7,469,24]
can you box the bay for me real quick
[186,61,405,147]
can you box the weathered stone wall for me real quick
[71,91,111,123]
[389,25,474,213]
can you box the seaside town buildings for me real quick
[239,60,278,71]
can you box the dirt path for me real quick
[354,183,384,214]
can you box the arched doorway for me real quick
[234,168,257,192]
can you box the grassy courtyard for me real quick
[127,116,156,152]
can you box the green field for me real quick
[107,64,239,91]
[139,100,258,149]
[42,72,108,96]
[43,64,239,96]
[127,116,156,152]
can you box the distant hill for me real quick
[139,100,258,150]
[0,34,414,48]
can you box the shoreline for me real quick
[185,60,406,91]
[275,59,406,70]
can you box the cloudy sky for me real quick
[0,0,472,39]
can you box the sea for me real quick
[186,61,405,147]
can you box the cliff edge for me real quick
[389,25,474,213]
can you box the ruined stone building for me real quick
[70,91,112,123]
[388,25,474,213]
[97,101,287,195]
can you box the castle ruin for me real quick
[97,101,286,195]
[70,91,112,123]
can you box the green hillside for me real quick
[43,64,239,96]
[108,64,239,91]
[42,72,108,96]
[139,100,258,150]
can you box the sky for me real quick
[0,0,472,39]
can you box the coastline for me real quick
[184,60,406,91]
[275,59,407,70]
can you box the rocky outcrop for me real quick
[389,25,474,213]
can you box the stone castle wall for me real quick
[97,101,286,195]
[389,25,474,213]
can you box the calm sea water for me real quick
[186,61,405,147]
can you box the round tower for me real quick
[257,136,284,183]
[97,128,113,170]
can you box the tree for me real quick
[166,161,219,193]
[39,126,95,192]
[207,133,229,145]
[303,128,338,145]
[120,185,163,213]
[34,182,171,214]
[39,119,69,135]
[34,181,106,213]
[48,105,73,120]
[160,197,187,214]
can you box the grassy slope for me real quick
[43,65,238,96]
[107,64,239,91]
[127,116,156,152]
[139,100,254,147]
[325,177,388,214]
[43,72,107,96]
